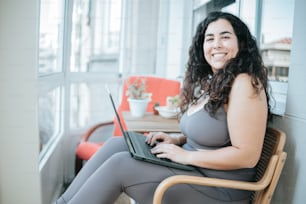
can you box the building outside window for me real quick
[261,39,291,82]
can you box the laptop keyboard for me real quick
[128,132,173,162]
[127,131,194,171]
[128,132,159,159]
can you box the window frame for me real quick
[37,0,68,160]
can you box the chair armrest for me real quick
[153,154,279,204]
[80,120,114,142]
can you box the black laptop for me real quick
[107,88,194,171]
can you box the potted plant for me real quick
[166,95,179,109]
[126,78,152,117]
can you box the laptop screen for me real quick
[105,85,138,153]
[105,85,126,135]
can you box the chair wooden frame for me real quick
[153,127,287,204]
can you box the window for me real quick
[260,0,294,115]
[38,0,65,74]
[70,83,90,128]
[70,0,122,72]
[69,0,91,72]
[93,0,122,55]
[37,0,122,164]
[70,82,119,129]
[261,0,293,83]
[38,86,63,156]
[38,0,66,157]
[68,0,123,129]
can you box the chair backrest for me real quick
[112,75,181,136]
[252,127,287,204]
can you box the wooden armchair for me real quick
[153,127,287,204]
[75,75,181,175]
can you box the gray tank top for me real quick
[180,106,230,151]
[180,106,256,182]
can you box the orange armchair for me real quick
[75,75,181,175]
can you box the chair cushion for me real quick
[76,142,103,160]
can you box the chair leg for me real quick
[75,155,83,176]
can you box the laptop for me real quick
[106,88,195,171]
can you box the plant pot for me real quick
[128,98,151,118]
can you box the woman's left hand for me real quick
[151,143,190,165]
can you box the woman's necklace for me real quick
[191,86,207,105]
[191,75,212,105]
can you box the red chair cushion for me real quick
[76,142,103,160]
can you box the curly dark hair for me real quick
[180,11,271,120]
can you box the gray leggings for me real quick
[56,137,251,204]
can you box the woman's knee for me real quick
[102,152,143,181]
[105,137,127,149]
[105,152,131,167]
[94,137,127,156]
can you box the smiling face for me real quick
[203,18,239,73]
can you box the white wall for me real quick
[271,0,306,203]
[0,0,42,204]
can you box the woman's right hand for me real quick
[146,132,179,146]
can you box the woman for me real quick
[56,11,270,204]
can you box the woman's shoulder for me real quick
[234,73,252,82]
[232,73,253,88]
[231,73,259,96]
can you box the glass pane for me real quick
[70,0,91,72]
[38,0,64,74]
[261,0,294,83]
[70,0,122,72]
[70,82,121,129]
[261,0,294,44]
[38,86,62,152]
[261,0,294,115]
[106,0,122,53]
